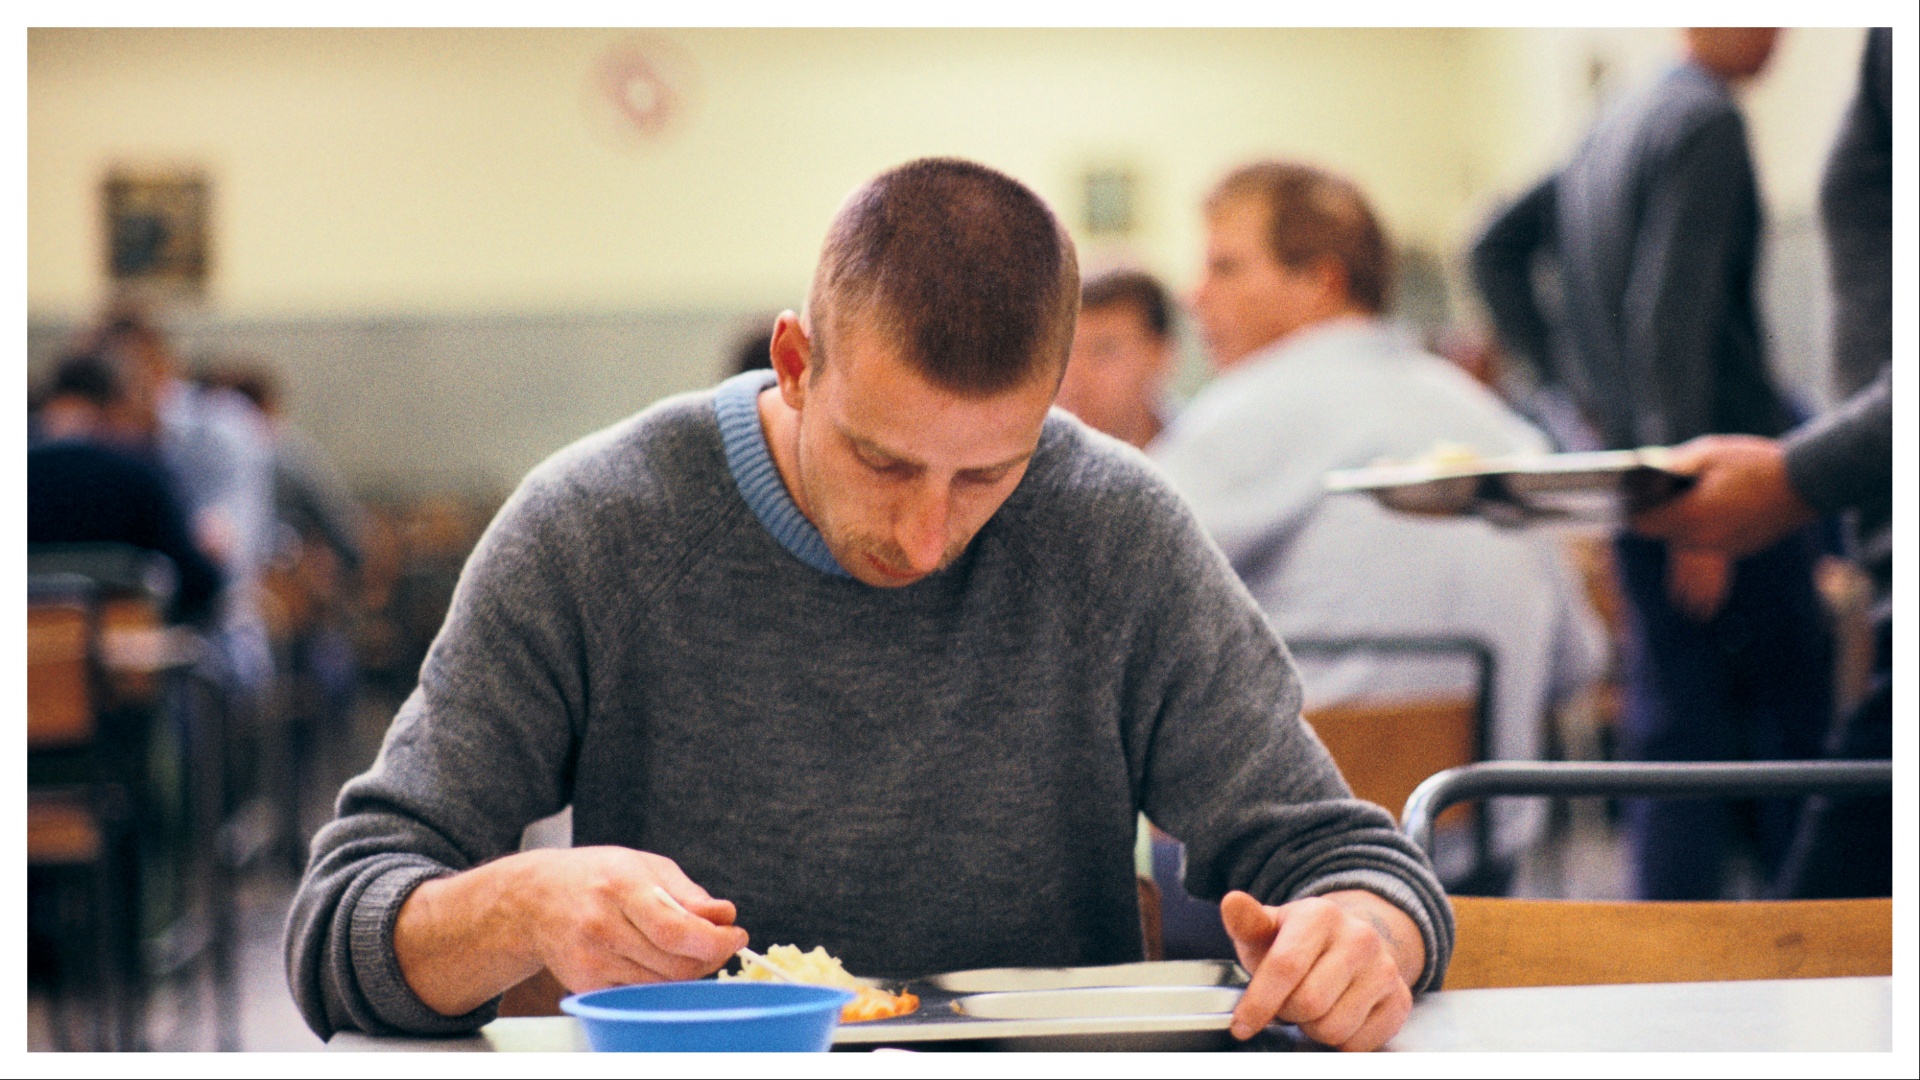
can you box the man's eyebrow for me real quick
[844,428,1033,474]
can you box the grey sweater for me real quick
[286,372,1452,1038]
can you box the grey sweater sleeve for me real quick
[285,463,590,1038]
[1106,476,1454,992]
[1782,366,1892,518]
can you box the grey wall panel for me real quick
[29,310,749,497]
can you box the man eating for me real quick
[287,157,1452,1051]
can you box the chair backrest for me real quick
[1288,635,1495,833]
[1401,760,1894,854]
[1303,697,1477,829]
[28,602,94,750]
[1446,895,1893,989]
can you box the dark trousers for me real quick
[1614,532,1834,900]
[1773,617,1893,898]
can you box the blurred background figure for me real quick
[1056,269,1177,448]
[202,361,368,580]
[28,350,223,624]
[1151,161,1608,902]
[201,360,372,868]
[1470,28,1835,901]
[89,309,278,692]
[1632,27,1892,901]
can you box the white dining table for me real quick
[326,975,1892,1052]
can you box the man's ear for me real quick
[1308,256,1351,310]
[770,310,812,410]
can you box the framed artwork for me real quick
[102,168,211,298]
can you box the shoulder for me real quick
[997,411,1212,569]
[503,386,729,540]
[1574,63,1744,176]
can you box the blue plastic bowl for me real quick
[560,981,855,1052]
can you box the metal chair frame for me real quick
[1401,759,1894,856]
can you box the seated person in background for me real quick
[90,312,277,690]
[202,361,369,578]
[1056,268,1177,449]
[29,351,223,624]
[1150,161,1608,888]
[288,157,1452,1051]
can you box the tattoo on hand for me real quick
[1333,897,1399,953]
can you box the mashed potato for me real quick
[719,944,919,1022]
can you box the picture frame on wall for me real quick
[103,167,211,300]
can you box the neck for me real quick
[756,384,816,526]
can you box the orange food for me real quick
[840,986,919,1023]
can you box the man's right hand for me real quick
[393,846,748,1018]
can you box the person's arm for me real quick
[284,466,738,1037]
[1114,482,1450,1050]
[1619,109,1756,447]
[1633,368,1889,558]
[1469,174,1560,384]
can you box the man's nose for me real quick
[896,484,950,573]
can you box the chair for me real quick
[1445,895,1893,989]
[1289,636,1494,882]
[1400,760,1894,990]
[30,548,235,1049]
[28,578,142,1050]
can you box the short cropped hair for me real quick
[1081,269,1173,339]
[1206,161,1391,314]
[808,158,1080,396]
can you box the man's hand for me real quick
[394,846,748,1018]
[1219,889,1421,1052]
[1632,435,1816,557]
[1666,546,1732,623]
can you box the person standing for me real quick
[1471,29,1834,899]
[1632,27,1892,900]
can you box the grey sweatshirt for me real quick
[286,371,1452,1038]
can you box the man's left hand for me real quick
[1220,889,1421,1051]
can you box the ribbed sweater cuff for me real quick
[349,863,500,1036]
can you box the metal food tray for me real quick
[1324,448,1693,526]
[831,959,1251,1051]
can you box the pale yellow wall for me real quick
[30,27,1871,318]
[31,27,1519,320]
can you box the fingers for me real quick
[1225,895,1415,1050]
[1227,895,1320,1040]
[1290,942,1409,1050]
[532,847,746,990]
[1219,890,1278,977]
[1323,986,1413,1053]
[628,865,748,965]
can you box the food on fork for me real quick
[718,944,920,1022]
